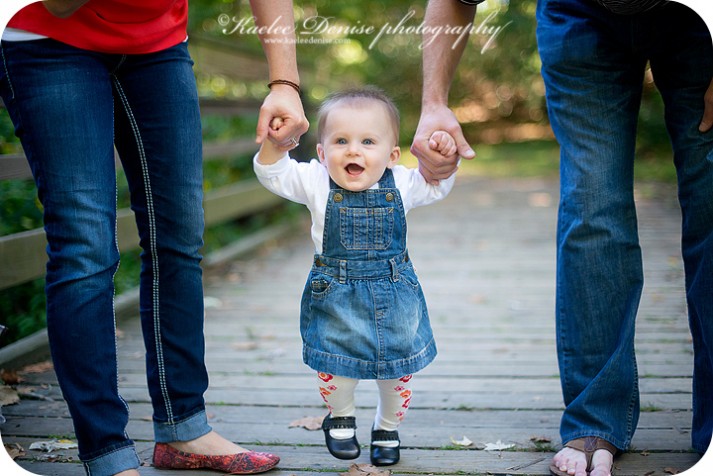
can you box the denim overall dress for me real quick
[300,168,437,380]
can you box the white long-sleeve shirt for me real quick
[254,153,456,253]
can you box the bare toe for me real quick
[551,447,588,476]
[589,449,614,476]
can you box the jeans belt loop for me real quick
[339,260,347,284]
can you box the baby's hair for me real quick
[317,86,400,144]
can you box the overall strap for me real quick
[378,168,395,189]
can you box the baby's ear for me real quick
[316,143,326,163]
[387,146,401,168]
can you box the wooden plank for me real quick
[109,358,691,380]
[2,401,695,454]
[0,412,695,452]
[74,372,692,396]
[203,180,283,227]
[0,228,47,290]
[8,440,703,476]
[199,98,264,117]
[0,179,284,290]
[202,138,260,159]
[0,154,30,180]
[106,386,691,413]
[1,136,261,183]
[2,401,692,431]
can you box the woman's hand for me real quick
[255,84,309,152]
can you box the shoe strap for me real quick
[564,437,617,472]
[371,429,399,443]
[322,415,357,430]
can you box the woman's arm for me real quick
[249,0,309,150]
[43,0,89,18]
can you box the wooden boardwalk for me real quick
[1,175,706,475]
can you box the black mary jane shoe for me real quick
[322,414,361,460]
[370,428,400,466]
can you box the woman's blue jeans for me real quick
[537,0,713,454]
[0,39,213,475]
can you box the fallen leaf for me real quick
[484,440,515,451]
[1,369,22,385]
[664,468,681,475]
[640,450,650,456]
[530,436,552,443]
[528,192,552,208]
[231,342,259,351]
[36,454,74,463]
[16,386,54,401]
[0,386,19,406]
[288,416,324,431]
[29,439,78,452]
[450,436,473,447]
[20,361,54,374]
[339,463,391,476]
[4,443,25,460]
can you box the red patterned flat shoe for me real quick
[153,442,280,474]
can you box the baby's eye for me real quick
[336,138,347,145]
[362,138,374,145]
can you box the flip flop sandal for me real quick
[549,436,618,476]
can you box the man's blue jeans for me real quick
[0,39,213,475]
[537,0,713,454]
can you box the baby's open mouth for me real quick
[346,163,364,175]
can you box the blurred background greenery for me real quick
[0,0,678,346]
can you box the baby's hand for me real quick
[257,117,292,164]
[428,130,458,160]
[270,116,284,129]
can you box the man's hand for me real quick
[411,104,474,184]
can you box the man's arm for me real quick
[411,0,478,183]
[43,0,89,18]
[249,0,309,150]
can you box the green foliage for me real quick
[0,279,46,348]
[0,113,21,154]
[0,180,43,235]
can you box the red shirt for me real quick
[8,0,188,54]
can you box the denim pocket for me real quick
[310,273,336,299]
[400,266,422,293]
[339,207,394,250]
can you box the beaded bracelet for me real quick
[267,79,301,95]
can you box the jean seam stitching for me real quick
[112,75,174,424]
[0,44,16,100]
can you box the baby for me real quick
[254,86,457,466]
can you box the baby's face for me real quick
[317,105,400,192]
